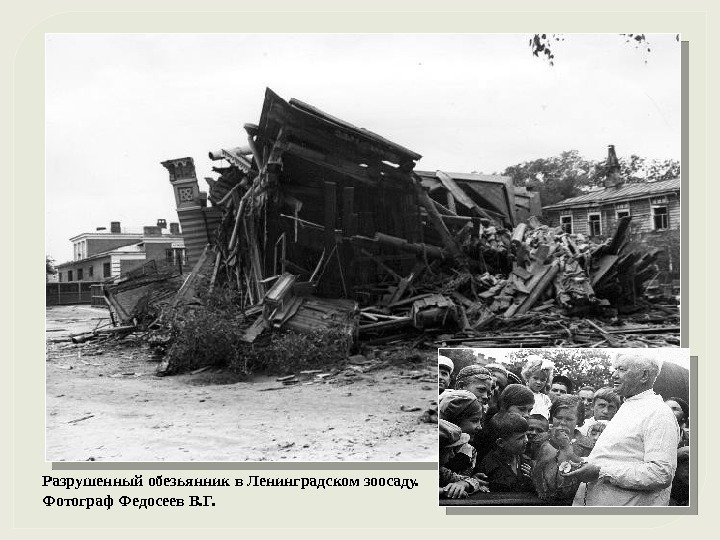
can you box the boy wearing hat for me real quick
[439,355,454,395]
[549,374,574,403]
[440,390,485,477]
[439,419,487,499]
[454,365,494,417]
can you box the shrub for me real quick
[239,327,353,376]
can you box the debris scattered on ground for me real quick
[57,89,678,382]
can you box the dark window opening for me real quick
[103,262,111,278]
[560,216,572,234]
[588,214,601,236]
[653,206,668,230]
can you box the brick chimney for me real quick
[110,221,121,233]
[169,222,181,235]
[157,218,167,229]
[604,145,623,189]
[143,226,162,237]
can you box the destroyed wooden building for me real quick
[144,88,679,348]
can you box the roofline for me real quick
[55,246,146,268]
[69,232,143,242]
[68,232,183,242]
[415,170,512,183]
[543,187,680,211]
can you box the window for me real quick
[103,262,111,278]
[68,270,73,282]
[77,268,84,281]
[588,213,602,236]
[88,265,94,278]
[653,206,669,230]
[616,210,630,220]
[560,215,573,234]
[58,273,62,282]
[165,248,188,267]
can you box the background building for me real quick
[54,220,186,284]
[542,146,680,284]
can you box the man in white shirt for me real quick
[565,353,680,506]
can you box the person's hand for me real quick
[561,462,601,482]
[549,427,572,450]
[472,472,490,489]
[442,482,469,499]
[472,473,490,493]
[520,462,532,478]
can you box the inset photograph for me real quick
[438,348,689,506]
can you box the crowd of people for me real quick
[439,353,690,506]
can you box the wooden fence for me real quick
[46,282,94,306]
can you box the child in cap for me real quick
[549,374,574,403]
[439,419,487,499]
[478,412,535,493]
[454,364,494,416]
[438,355,454,395]
[439,390,484,478]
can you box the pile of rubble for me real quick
[98,88,679,357]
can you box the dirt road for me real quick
[46,305,437,462]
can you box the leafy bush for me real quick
[239,327,353,376]
[160,282,353,376]
[163,309,247,375]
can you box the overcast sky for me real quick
[45,33,680,262]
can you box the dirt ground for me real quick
[45,305,437,462]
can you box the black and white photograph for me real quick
[438,348,690,506]
[44,33,680,462]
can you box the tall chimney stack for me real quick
[604,145,622,188]
[110,221,121,233]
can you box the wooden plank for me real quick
[515,261,560,316]
[590,254,619,286]
[342,186,356,294]
[413,178,466,263]
[436,170,493,221]
[446,191,457,214]
[324,182,337,252]
[240,315,268,343]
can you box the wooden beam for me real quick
[324,182,337,252]
[413,178,466,263]
[342,186,356,294]
[436,170,494,221]
[446,191,457,214]
[515,261,561,316]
